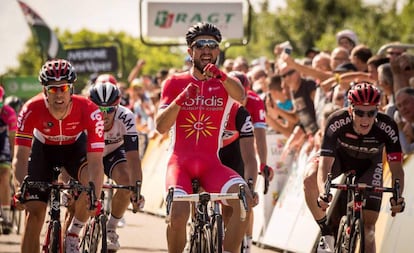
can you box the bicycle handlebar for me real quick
[18,176,96,210]
[325,172,401,216]
[165,183,249,223]
[102,180,142,213]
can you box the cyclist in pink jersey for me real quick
[0,86,17,234]
[155,22,251,253]
[12,59,105,253]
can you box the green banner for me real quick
[3,76,42,99]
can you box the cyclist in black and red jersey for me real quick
[0,86,17,234]
[311,82,405,253]
[12,59,105,253]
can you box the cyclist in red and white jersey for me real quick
[314,82,405,253]
[12,59,105,253]
[88,74,144,251]
[155,22,252,253]
[0,86,17,234]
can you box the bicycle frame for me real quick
[325,171,400,253]
[80,180,142,253]
[165,181,248,253]
[19,167,96,253]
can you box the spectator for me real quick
[223,58,235,73]
[349,44,373,72]
[265,74,298,137]
[233,56,250,73]
[395,87,414,154]
[336,29,358,53]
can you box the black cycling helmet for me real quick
[185,22,222,46]
[347,82,381,106]
[4,95,23,113]
[89,74,121,106]
[38,59,77,85]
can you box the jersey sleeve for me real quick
[83,100,105,152]
[3,105,17,131]
[236,106,254,139]
[15,102,35,147]
[320,114,339,157]
[381,116,403,162]
[245,92,266,129]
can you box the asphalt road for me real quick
[0,209,281,253]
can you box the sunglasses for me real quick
[353,109,378,118]
[191,39,219,50]
[46,84,72,94]
[99,106,117,114]
[281,69,296,79]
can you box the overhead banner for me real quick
[142,0,244,40]
[66,46,119,74]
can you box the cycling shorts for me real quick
[103,145,127,178]
[25,133,88,203]
[329,151,384,212]
[165,153,246,206]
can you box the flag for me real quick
[17,0,66,59]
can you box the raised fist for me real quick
[175,82,200,106]
[203,63,227,82]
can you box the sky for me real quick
[0,0,387,76]
[0,0,292,75]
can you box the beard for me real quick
[192,56,217,74]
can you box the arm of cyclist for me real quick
[155,81,199,134]
[316,156,335,210]
[388,160,405,214]
[124,137,145,211]
[239,136,259,206]
[254,127,274,181]
[12,145,31,210]
[86,151,104,204]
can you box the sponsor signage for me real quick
[2,76,42,99]
[142,0,244,40]
[66,46,119,74]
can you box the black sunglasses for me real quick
[191,39,219,50]
[353,109,378,118]
[281,69,296,78]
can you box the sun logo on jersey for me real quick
[179,112,217,143]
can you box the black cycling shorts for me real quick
[25,133,87,203]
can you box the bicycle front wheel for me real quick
[335,216,347,253]
[89,216,103,253]
[49,220,62,253]
[349,219,365,253]
[211,214,223,253]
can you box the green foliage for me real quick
[5,0,414,81]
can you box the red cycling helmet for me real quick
[228,71,250,90]
[347,82,381,106]
[38,59,77,85]
[89,74,121,106]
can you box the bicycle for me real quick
[165,179,249,253]
[18,167,96,253]
[80,180,142,253]
[0,175,23,235]
[324,170,401,253]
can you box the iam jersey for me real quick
[244,90,266,129]
[320,108,403,165]
[103,105,139,156]
[16,93,105,152]
[160,73,235,155]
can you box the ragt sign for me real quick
[141,0,244,40]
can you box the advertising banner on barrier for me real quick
[141,0,244,40]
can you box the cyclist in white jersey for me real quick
[88,74,145,251]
